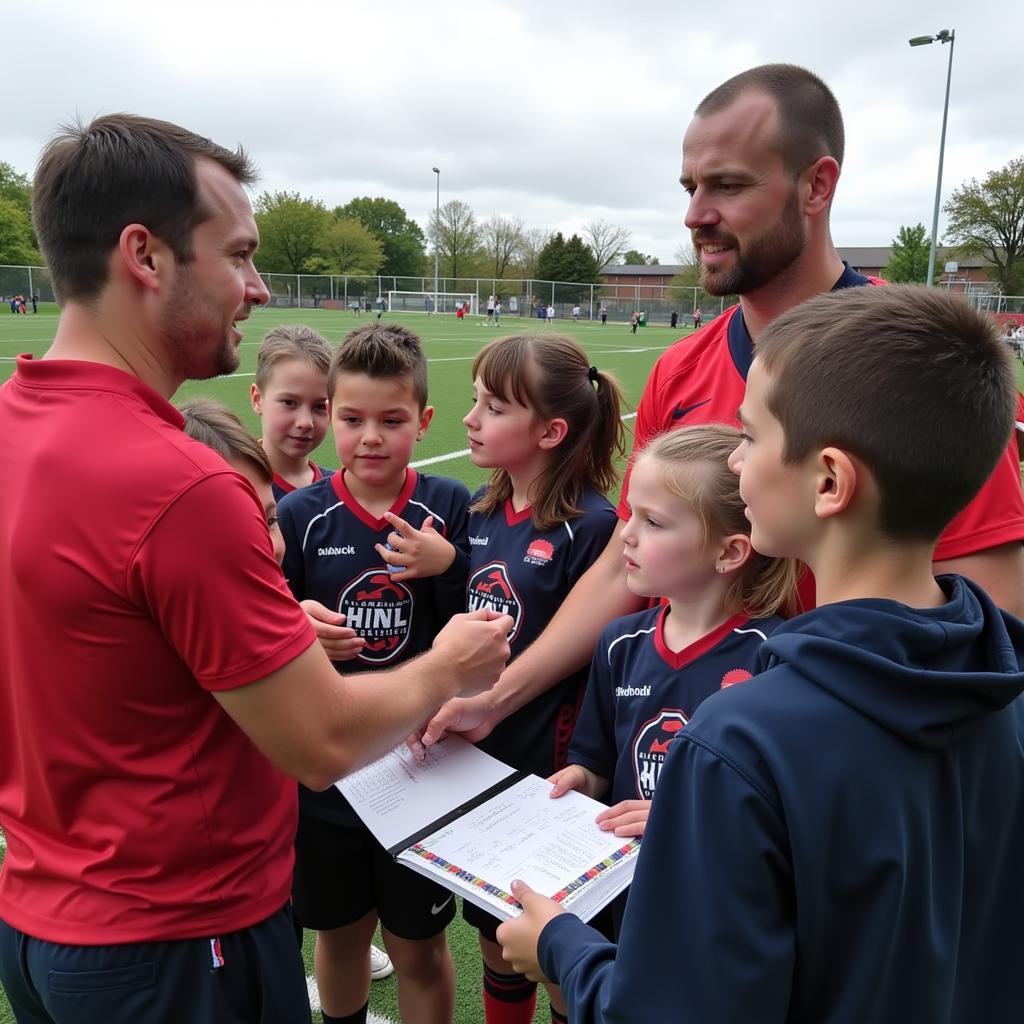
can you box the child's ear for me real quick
[716,533,753,575]
[250,383,263,414]
[417,405,435,441]
[814,447,858,520]
[537,417,568,451]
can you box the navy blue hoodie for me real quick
[538,576,1024,1022]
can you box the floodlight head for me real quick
[909,34,935,46]
[432,166,440,174]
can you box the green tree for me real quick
[882,223,931,283]
[334,197,427,277]
[0,198,42,265]
[535,233,602,299]
[254,191,331,275]
[0,162,39,255]
[622,249,659,265]
[429,199,480,281]
[314,218,385,276]
[944,156,1024,294]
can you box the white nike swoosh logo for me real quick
[431,895,454,915]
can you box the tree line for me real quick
[2,157,1023,295]
[252,191,642,292]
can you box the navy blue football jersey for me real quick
[467,487,617,776]
[271,461,334,503]
[569,606,782,804]
[278,467,470,825]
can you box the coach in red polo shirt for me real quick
[0,115,510,1024]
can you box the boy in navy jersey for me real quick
[498,286,1024,1022]
[277,323,469,1024]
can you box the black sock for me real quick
[321,1002,368,1024]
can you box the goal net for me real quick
[388,291,478,315]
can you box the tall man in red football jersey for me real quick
[0,114,510,1024]
[420,63,1024,750]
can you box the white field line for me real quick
[410,412,636,469]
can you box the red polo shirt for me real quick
[622,297,1024,604]
[0,356,316,944]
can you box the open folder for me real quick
[336,735,640,922]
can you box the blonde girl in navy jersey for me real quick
[551,426,798,926]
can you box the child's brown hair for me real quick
[328,323,428,407]
[180,398,273,485]
[254,325,332,391]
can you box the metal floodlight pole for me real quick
[432,167,440,313]
[909,28,956,287]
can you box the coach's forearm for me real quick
[220,612,510,791]
[489,525,644,721]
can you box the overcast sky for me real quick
[3,0,1020,266]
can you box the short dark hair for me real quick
[755,285,1015,542]
[179,397,273,485]
[695,64,844,175]
[329,323,428,408]
[32,113,256,303]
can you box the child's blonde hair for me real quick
[638,426,799,618]
[254,324,332,390]
[471,334,626,530]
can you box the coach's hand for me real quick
[432,609,512,699]
[300,600,366,662]
[417,694,498,754]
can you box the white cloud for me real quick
[4,0,1021,261]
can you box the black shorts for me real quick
[0,904,309,1024]
[292,815,456,939]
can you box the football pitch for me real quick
[0,306,677,1024]
[0,305,679,502]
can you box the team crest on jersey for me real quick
[523,538,554,566]
[338,569,413,665]
[632,710,688,799]
[467,561,523,641]
[721,668,753,689]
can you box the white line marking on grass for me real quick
[409,413,636,469]
[412,449,471,468]
[307,976,395,1023]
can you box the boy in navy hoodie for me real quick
[497,285,1024,1023]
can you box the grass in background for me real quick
[0,308,677,1023]
[0,307,676,500]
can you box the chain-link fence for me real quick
[16,262,1018,325]
[253,273,733,324]
[0,265,55,303]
